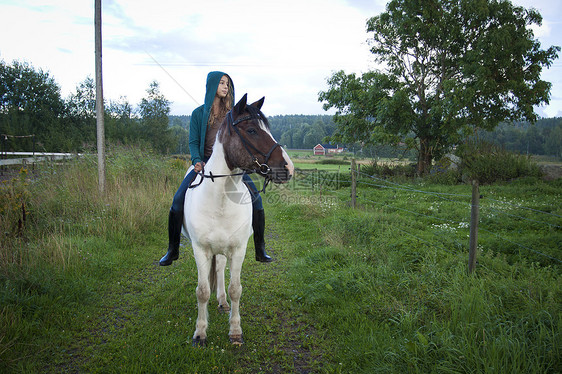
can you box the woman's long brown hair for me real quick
[209,78,233,126]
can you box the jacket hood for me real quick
[202,71,234,125]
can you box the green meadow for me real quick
[1,147,560,373]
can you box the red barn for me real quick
[313,144,344,155]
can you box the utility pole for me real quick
[95,0,106,194]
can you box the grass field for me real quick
[1,148,560,373]
[286,150,414,173]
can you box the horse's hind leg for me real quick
[215,254,230,313]
[193,249,212,346]
[228,250,245,345]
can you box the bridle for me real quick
[188,109,281,192]
[227,110,281,176]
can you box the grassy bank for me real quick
[1,147,560,373]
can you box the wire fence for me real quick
[276,164,562,269]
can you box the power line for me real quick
[144,51,200,106]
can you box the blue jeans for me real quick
[171,170,263,212]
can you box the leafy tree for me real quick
[169,124,188,154]
[106,96,139,145]
[0,60,68,151]
[67,77,96,119]
[138,81,172,153]
[291,125,306,149]
[65,77,97,148]
[280,131,292,148]
[544,124,562,158]
[169,115,190,129]
[477,117,562,157]
[319,0,560,174]
[310,121,327,145]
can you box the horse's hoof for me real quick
[218,304,231,313]
[192,336,207,347]
[229,334,244,345]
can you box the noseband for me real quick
[228,111,281,176]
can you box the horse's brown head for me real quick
[219,94,293,184]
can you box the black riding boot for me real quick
[253,209,273,262]
[159,209,183,266]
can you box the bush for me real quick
[456,140,543,184]
[168,156,189,171]
[425,170,461,185]
[360,159,416,178]
[316,158,349,165]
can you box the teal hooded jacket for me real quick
[189,71,234,165]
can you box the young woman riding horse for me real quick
[159,71,273,266]
[185,93,293,345]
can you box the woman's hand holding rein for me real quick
[194,162,205,173]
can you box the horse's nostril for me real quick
[285,163,294,177]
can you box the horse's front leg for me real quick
[193,248,212,346]
[228,249,246,345]
[215,254,230,312]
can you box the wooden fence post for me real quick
[351,158,357,209]
[32,134,36,171]
[468,179,480,273]
[1,135,5,176]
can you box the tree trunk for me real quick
[417,137,433,175]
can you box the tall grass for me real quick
[0,146,185,371]
[1,146,182,276]
[278,197,560,373]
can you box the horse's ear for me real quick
[233,93,248,115]
[250,97,265,110]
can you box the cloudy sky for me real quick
[1,0,561,117]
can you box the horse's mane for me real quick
[219,103,270,139]
[244,104,270,130]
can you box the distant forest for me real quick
[477,117,561,158]
[170,115,561,159]
[3,59,558,159]
[169,114,337,150]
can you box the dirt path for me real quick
[49,223,324,373]
[240,227,322,373]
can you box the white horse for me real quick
[183,94,294,346]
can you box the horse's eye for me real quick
[247,128,258,135]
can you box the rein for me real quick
[188,168,272,194]
[188,169,246,189]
